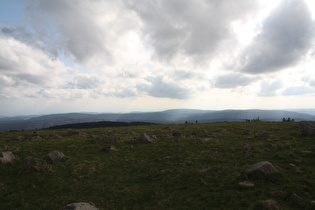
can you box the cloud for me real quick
[126,0,258,62]
[258,80,283,96]
[240,0,314,74]
[282,86,314,96]
[139,76,191,99]
[213,73,256,88]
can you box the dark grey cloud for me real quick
[240,0,314,74]
[258,80,282,97]
[126,0,258,61]
[213,73,255,88]
[139,76,191,99]
[282,86,314,96]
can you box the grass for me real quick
[0,121,315,209]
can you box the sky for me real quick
[0,0,315,116]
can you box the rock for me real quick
[245,161,279,175]
[0,151,16,164]
[300,121,315,136]
[172,131,182,138]
[238,181,255,187]
[46,150,65,162]
[257,199,279,210]
[13,136,24,140]
[68,130,80,135]
[92,135,120,143]
[102,145,118,152]
[311,200,315,206]
[62,202,99,210]
[24,156,47,170]
[291,193,302,201]
[134,133,155,143]
[201,138,212,143]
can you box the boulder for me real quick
[134,133,154,143]
[0,151,16,164]
[245,161,279,175]
[300,121,315,136]
[24,156,47,170]
[62,202,99,210]
[172,131,182,138]
[46,150,65,162]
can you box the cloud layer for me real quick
[0,0,315,115]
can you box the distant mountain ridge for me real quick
[0,109,314,131]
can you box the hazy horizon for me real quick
[1,0,315,116]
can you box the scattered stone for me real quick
[289,163,296,167]
[245,161,279,175]
[172,131,182,138]
[24,156,47,170]
[164,126,171,130]
[28,135,42,140]
[62,202,99,210]
[238,181,255,187]
[134,133,155,143]
[68,130,80,136]
[201,138,212,143]
[311,200,315,206]
[198,168,210,173]
[92,135,120,143]
[257,132,270,137]
[273,127,281,131]
[46,150,65,162]
[13,136,24,141]
[0,151,16,164]
[102,145,118,152]
[291,193,302,201]
[300,121,315,136]
[259,199,279,210]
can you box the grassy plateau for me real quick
[0,121,315,209]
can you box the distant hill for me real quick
[0,109,314,131]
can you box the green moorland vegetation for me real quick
[0,121,315,209]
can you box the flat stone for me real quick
[239,181,255,187]
[245,161,279,175]
[62,202,99,210]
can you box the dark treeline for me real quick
[47,121,158,130]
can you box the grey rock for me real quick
[134,133,154,143]
[46,150,65,162]
[302,150,314,154]
[239,181,255,187]
[172,131,182,138]
[245,161,279,175]
[24,156,47,170]
[300,121,315,136]
[0,151,16,164]
[291,193,302,201]
[62,202,99,210]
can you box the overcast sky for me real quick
[0,0,315,116]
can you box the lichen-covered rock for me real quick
[24,156,47,170]
[62,202,99,210]
[245,161,279,175]
[46,150,65,162]
[0,151,16,164]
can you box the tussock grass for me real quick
[0,122,314,209]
